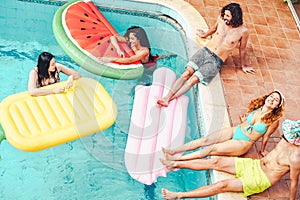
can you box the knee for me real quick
[214,180,230,191]
[187,75,200,86]
[201,137,209,144]
[180,69,194,80]
[210,157,224,169]
[210,157,220,166]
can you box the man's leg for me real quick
[162,178,243,199]
[170,75,199,101]
[161,156,243,199]
[160,156,236,173]
[157,66,195,107]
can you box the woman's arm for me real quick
[56,63,81,79]
[101,48,149,64]
[56,63,81,89]
[27,69,65,96]
[110,35,127,57]
[259,120,279,156]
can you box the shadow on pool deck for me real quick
[186,0,300,199]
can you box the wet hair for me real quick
[221,3,243,27]
[247,91,284,126]
[36,52,58,86]
[123,26,156,62]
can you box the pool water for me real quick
[0,1,209,199]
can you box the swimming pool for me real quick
[0,1,210,199]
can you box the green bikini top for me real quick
[244,109,267,134]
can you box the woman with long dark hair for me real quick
[28,52,81,96]
[100,26,157,64]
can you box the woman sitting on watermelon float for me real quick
[99,26,158,67]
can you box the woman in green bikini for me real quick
[162,90,285,161]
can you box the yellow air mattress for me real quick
[0,77,117,152]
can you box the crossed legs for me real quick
[162,127,235,161]
[157,66,199,107]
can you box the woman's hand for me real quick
[239,113,248,123]
[53,86,65,94]
[66,75,73,89]
[98,57,115,63]
[116,49,125,58]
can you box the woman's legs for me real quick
[207,139,253,157]
[157,66,195,107]
[163,127,235,160]
[169,139,252,161]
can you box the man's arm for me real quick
[239,29,255,74]
[289,166,300,200]
[197,20,218,38]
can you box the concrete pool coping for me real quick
[129,0,246,199]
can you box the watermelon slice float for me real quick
[53,0,144,80]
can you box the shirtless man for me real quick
[157,3,255,107]
[160,123,300,200]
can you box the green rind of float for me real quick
[0,123,6,145]
[52,0,144,80]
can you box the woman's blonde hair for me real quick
[247,91,284,127]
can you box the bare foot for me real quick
[157,98,169,107]
[162,188,181,200]
[162,147,175,155]
[166,154,180,161]
[162,147,181,161]
[160,158,176,170]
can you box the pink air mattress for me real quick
[125,67,189,185]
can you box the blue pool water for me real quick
[0,1,209,199]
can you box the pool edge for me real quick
[134,1,247,200]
